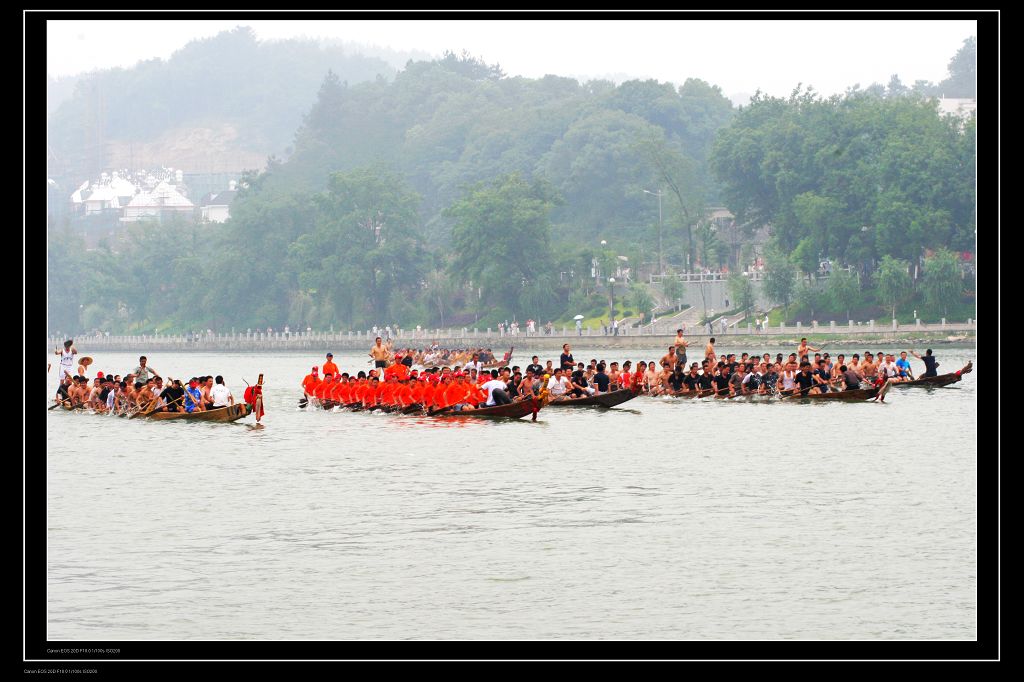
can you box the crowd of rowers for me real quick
[51,350,237,415]
[367,337,507,368]
[300,335,945,411]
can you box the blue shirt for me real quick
[895,358,911,376]
[185,386,202,412]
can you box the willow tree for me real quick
[875,255,913,319]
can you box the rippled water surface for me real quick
[44,345,977,640]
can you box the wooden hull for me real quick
[429,398,541,419]
[791,383,888,402]
[889,361,972,388]
[661,382,889,402]
[145,403,251,422]
[545,388,638,408]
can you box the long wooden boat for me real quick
[783,381,890,402]
[545,387,638,408]
[888,361,972,388]
[656,381,890,402]
[428,397,542,420]
[144,403,251,422]
[305,396,542,420]
[480,347,514,369]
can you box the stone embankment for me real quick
[47,320,976,353]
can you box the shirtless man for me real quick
[369,337,391,369]
[673,329,689,367]
[796,338,822,359]
[860,352,877,381]
[660,346,678,372]
[704,337,717,365]
[608,362,620,389]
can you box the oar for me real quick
[134,394,184,418]
[49,398,71,410]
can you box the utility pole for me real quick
[643,189,664,276]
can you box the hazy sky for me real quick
[45,17,976,98]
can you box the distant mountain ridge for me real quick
[46,27,402,183]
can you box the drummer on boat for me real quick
[54,339,77,381]
[909,348,939,377]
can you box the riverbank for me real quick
[47,327,976,353]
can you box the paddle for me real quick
[134,392,185,418]
[49,398,71,410]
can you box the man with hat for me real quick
[322,353,339,378]
[77,355,93,376]
[301,366,321,402]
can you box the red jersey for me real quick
[302,374,320,394]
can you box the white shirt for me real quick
[480,379,507,406]
[547,376,569,396]
[465,360,483,373]
[211,384,232,407]
[59,349,75,378]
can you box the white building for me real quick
[121,184,194,223]
[80,184,121,215]
[936,97,977,119]
[199,189,237,223]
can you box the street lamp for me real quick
[643,189,663,276]
[608,277,615,320]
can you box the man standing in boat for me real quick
[370,337,390,369]
[54,339,77,381]
[559,344,575,370]
[322,353,339,378]
[704,337,717,366]
[674,329,689,368]
[909,349,940,377]
[133,356,161,383]
[796,338,822,361]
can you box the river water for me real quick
[44,344,977,641]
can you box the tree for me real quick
[874,255,913,319]
[635,131,705,268]
[762,247,796,312]
[628,284,655,322]
[826,268,860,321]
[423,269,456,327]
[727,273,754,316]
[286,167,426,328]
[922,249,963,317]
[446,173,559,319]
[662,275,685,311]
[795,281,826,320]
[938,36,976,99]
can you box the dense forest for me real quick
[46,34,977,334]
